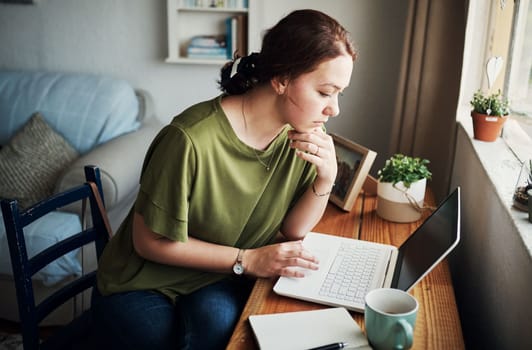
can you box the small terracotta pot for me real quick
[471,111,508,142]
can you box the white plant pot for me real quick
[376,178,427,223]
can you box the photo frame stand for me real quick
[329,133,377,211]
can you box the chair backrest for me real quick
[0,165,111,350]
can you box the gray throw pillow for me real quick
[0,113,79,208]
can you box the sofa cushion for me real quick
[0,113,79,209]
[0,209,82,286]
[0,70,141,154]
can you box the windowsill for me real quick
[456,106,532,257]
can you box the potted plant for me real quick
[376,154,432,223]
[470,89,510,142]
[512,159,532,212]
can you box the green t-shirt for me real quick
[97,95,316,300]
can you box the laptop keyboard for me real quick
[319,242,388,305]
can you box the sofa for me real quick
[0,70,162,325]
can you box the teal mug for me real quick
[364,288,418,350]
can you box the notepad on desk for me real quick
[248,307,370,350]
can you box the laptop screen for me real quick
[392,188,460,291]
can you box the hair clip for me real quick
[230,57,242,78]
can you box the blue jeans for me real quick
[89,277,254,350]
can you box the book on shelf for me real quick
[226,16,237,58]
[189,35,226,48]
[187,49,228,60]
[225,14,247,59]
[187,53,228,60]
[182,0,249,9]
[226,0,249,9]
[188,46,227,55]
[187,34,228,60]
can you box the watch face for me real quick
[233,263,244,275]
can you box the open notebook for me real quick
[249,307,370,350]
[274,187,461,312]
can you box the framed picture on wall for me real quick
[329,133,377,211]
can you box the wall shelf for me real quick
[165,57,228,65]
[177,7,248,14]
[166,0,250,65]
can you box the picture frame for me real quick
[329,133,377,211]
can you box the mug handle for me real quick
[393,319,414,350]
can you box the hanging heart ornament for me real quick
[486,56,504,89]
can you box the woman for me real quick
[92,9,356,350]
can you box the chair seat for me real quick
[0,210,82,286]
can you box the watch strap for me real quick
[232,249,245,275]
[236,248,244,264]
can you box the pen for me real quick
[308,342,348,350]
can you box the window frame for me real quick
[459,0,531,163]
[505,0,531,118]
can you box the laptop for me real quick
[273,187,461,312]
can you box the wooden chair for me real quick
[1,165,112,350]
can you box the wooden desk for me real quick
[227,191,465,350]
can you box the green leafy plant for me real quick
[377,154,432,188]
[470,89,510,116]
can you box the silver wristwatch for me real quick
[232,249,245,275]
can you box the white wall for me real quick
[0,0,409,173]
[0,0,223,123]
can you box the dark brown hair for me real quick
[219,9,356,95]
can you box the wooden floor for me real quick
[0,318,58,339]
[0,318,20,334]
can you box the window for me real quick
[474,0,532,160]
[506,0,532,119]
[504,0,532,159]
[458,0,532,162]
